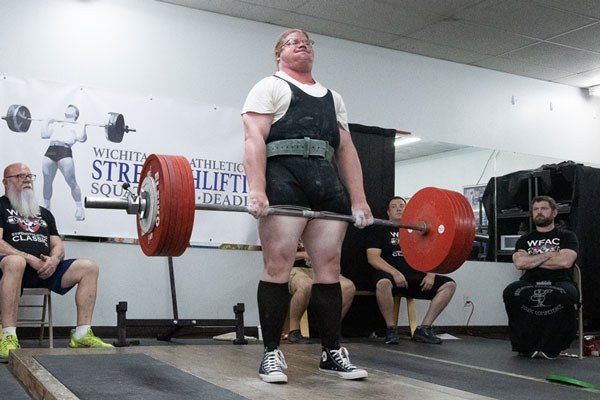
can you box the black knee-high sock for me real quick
[257,280,290,352]
[310,283,342,350]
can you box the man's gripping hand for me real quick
[247,190,269,218]
[351,201,374,229]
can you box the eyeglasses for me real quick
[284,38,315,47]
[4,173,36,181]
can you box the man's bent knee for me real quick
[0,255,27,274]
[439,281,456,293]
[72,259,99,277]
[376,278,393,292]
[291,277,313,295]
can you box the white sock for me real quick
[75,201,83,208]
[2,327,17,339]
[44,199,51,210]
[74,325,91,339]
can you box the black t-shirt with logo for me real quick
[0,195,59,257]
[365,224,417,277]
[514,227,579,282]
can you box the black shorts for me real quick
[265,156,350,214]
[44,145,73,162]
[0,256,77,295]
[372,269,455,300]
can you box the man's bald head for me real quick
[3,162,30,179]
[3,162,39,218]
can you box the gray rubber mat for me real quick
[0,364,30,399]
[35,353,249,400]
[349,337,600,400]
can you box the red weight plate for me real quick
[450,191,476,268]
[137,154,195,256]
[154,155,178,256]
[433,190,466,274]
[169,155,196,256]
[438,190,476,273]
[157,155,195,257]
[399,187,460,273]
[440,190,474,273]
[137,154,172,256]
[160,154,185,256]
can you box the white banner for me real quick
[0,76,259,245]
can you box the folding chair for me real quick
[18,288,53,348]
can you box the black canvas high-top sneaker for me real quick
[319,347,368,380]
[259,348,288,383]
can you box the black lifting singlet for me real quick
[266,76,340,149]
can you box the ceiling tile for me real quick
[295,0,440,35]
[387,36,488,64]
[395,140,467,161]
[550,22,600,53]
[456,0,596,39]
[408,19,537,55]
[271,12,401,47]
[158,0,600,88]
[532,0,600,19]
[238,0,310,11]
[159,0,286,22]
[504,42,600,72]
[384,0,484,17]
[552,67,600,87]
[472,56,572,81]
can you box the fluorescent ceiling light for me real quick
[589,85,600,96]
[394,137,421,147]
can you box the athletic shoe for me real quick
[0,335,21,362]
[69,328,114,348]
[259,349,288,383]
[534,351,559,360]
[319,347,368,380]
[385,326,399,345]
[412,325,443,344]
[287,329,312,344]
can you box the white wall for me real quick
[398,261,520,327]
[3,0,598,328]
[44,242,264,327]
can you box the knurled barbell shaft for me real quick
[84,196,428,232]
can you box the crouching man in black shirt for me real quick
[503,195,579,359]
[0,162,112,362]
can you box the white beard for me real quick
[6,186,40,218]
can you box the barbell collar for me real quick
[85,196,142,215]
[85,196,128,210]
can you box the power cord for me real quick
[465,300,475,336]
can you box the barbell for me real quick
[84,154,477,274]
[1,104,136,143]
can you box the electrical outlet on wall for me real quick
[463,296,471,306]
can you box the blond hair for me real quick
[274,28,310,67]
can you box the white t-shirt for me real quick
[242,70,349,132]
